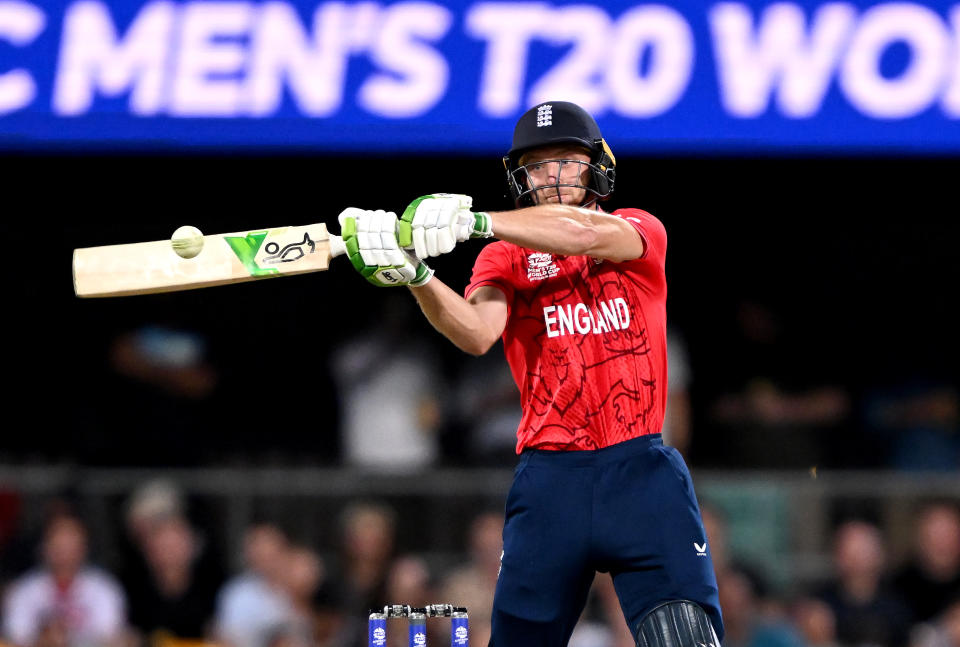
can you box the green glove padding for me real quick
[398,194,492,258]
[338,208,433,287]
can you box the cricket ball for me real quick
[171,225,204,259]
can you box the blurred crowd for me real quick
[4,244,957,647]
[1,479,958,647]
[702,500,960,647]
[32,291,957,473]
[0,483,505,647]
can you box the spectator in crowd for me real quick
[791,597,839,647]
[700,501,768,592]
[384,556,434,647]
[97,325,219,466]
[700,503,732,579]
[718,566,803,647]
[2,511,127,647]
[215,522,294,647]
[385,555,432,610]
[331,294,444,472]
[109,325,217,401]
[895,502,960,624]
[865,383,959,471]
[698,299,851,469]
[911,595,960,647]
[119,480,186,596]
[569,575,634,647]
[264,543,325,647]
[565,576,624,647]
[315,502,396,647]
[439,511,503,646]
[123,513,224,645]
[0,488,28,586]
[702,501,805,643]
[816,519,912,647]
[124,481,185,551]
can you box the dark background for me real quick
[8,152,958,468]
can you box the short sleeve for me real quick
[465,241,516,303]
[613,208,667,269]
[86,572,126,641]
[3,576,40,647]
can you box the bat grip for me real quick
[328,234,346,259]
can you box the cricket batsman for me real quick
[336,101,723,646]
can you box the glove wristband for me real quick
[471,212,494,238]
[409,262,434,287]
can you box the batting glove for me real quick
[338,208,433,287]
[398,194,493,259]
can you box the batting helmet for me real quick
[503,101,616,207]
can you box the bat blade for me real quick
[73,223,343,298]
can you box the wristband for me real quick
[471,212,494,238]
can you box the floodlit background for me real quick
[3,2,959,647]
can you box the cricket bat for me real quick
[73,224,346,298]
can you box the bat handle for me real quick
[328,234,346,259]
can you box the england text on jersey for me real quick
[543,298,631,338]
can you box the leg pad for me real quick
[635,600,720,647]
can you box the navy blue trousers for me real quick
[490,434,723,646]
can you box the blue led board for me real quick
[1,0,957,152]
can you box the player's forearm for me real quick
[487,205,643,262]
[408,279,500,356]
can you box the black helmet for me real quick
[503,101,616,207]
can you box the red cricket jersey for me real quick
[464,209,668,453]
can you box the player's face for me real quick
[520,146,592,206]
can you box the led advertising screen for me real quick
[1,0,957,152]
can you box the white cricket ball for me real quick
[171,225,204,259]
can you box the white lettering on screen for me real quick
[0,0,946,126]
[0,1,46,115]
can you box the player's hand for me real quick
[338,208,434,287]
[398,194,493,259]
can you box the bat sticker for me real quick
[263,233,316,264]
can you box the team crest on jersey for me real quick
[527,252,559,281]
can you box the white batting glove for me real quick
[338,208,433,287]
[397,194,493,258]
